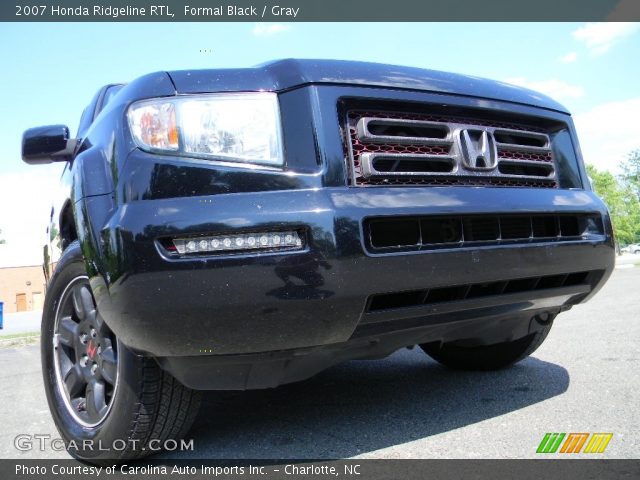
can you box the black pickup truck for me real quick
[22,59,614,461]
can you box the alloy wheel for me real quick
[52,276,118,427]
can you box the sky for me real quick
[0,22,639,265]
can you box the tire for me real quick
[420,317,554,371]
[41,241,201,463]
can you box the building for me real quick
[0,245,46,313]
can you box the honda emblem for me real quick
[457,129,498,170]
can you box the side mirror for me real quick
[22,125,77,165]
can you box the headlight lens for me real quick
[127,93,283,166]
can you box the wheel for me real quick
[420,317,554,371]
[41,241,201,463]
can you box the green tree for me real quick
[0,228,5,244]
[620,149,640,201]
[587,164,640,247]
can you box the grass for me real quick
[0,331,40,348]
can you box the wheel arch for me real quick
[59,199,78,251]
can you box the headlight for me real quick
[127,93,283,167]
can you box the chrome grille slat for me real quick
[496,143,553,154]
[493,128,550,151]
[360,153,457,178]
[346,110,558,188]
[497,159,555,179]
[357,117,453,145]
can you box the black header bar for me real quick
[3,0,640,22]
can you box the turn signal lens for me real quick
[128,102,178,151]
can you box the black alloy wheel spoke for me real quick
[57,316,78,348]
[86,380,108,421]
[72,284,95,322]
[100,346,117,385]
[94,311,108,336]
[64,364,86,397]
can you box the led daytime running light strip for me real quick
[172,231,303,254]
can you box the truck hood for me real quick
[166,59,569,114]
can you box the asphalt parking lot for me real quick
[0,267,638,459]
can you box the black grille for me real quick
[366,213,603,252]
[345,109,558,188]
[368,271,596,312]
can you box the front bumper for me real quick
[94,186,614,362]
